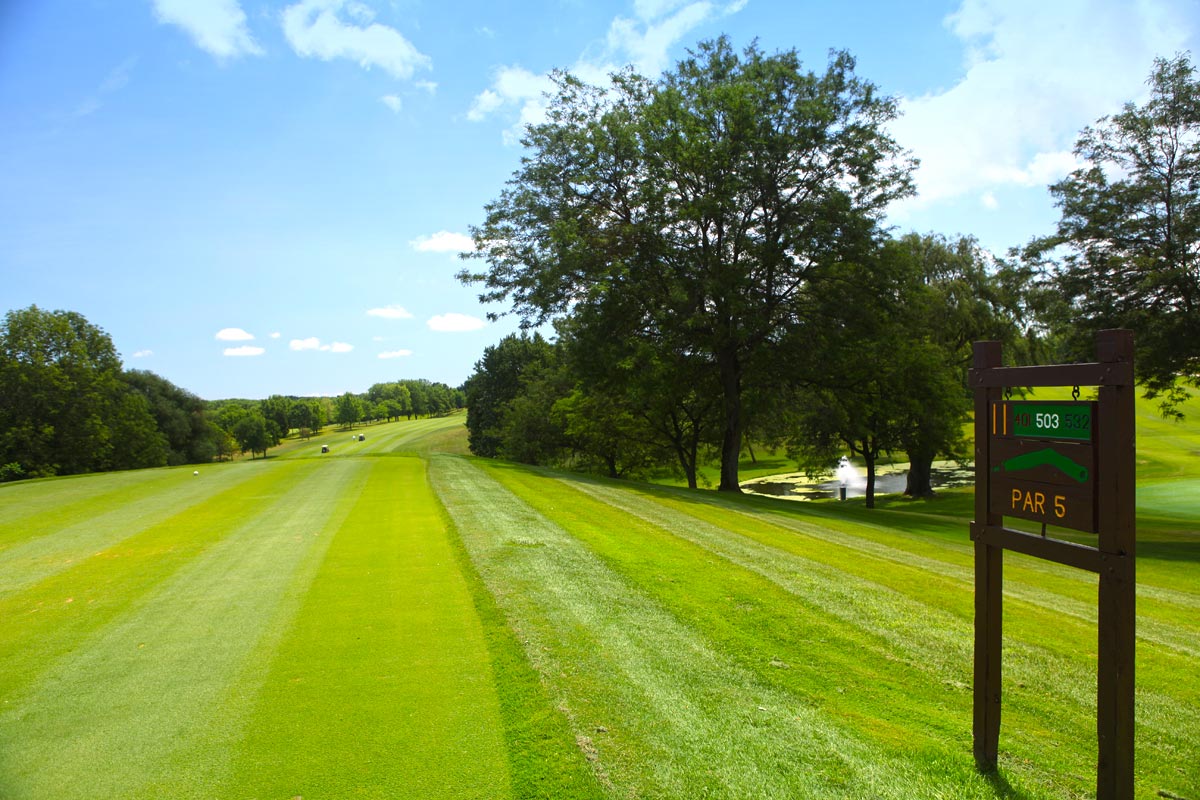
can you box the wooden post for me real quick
[972,340,1003,772]
[1096,329,1136,799]
[969,331,1135,793]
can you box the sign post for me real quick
[969,330,1135,799]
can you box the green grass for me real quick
[1,410,1197,799]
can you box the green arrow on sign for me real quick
[992,447,1089,483]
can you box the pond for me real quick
[740,458,974,501]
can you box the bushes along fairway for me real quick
[0,413,1197,798]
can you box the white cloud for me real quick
[415,80,438,94]
[366,304,414,319]
[269,331,281,338]
[216,327,255,341]
[467,89,505,122]
[378,349,413,359]
[152,0,262,60]
[291,336,353,352]
[889,0,1194,215]
[980,191,998,210]
[467,1,741,141]
[132,349,153,358]
[282,0,431,80]
[466,66,555,144]
[409,230,475,253]
[428,313,486,332]
[605,0,722,76]
[223,345,265,357]
[381,94,402,112]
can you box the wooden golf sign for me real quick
[970,330,1136,800]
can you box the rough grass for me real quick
[1,409,1196,799]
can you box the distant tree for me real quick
[335,392,363,429]
[232,412,273,459]
[552,388,667,480]
[1026,53,1200,417]
[289,399,315,434]
[317,397,335,429]
[394,385,412,419]
[105,388,170,470]
[214,428,237,461]
[213,402,252,435]
[407,381,427,418]
[260,395,293,440]
[464,333,557,457]
[123,369,219,465]
[462,38,914,491]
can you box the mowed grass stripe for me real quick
[0,464,252,596]
[637,481,1200,661]
[222,455,510,799]
[0,467,184,536]
[0,457,354,799]
[607,478,1200,668]
[435,475,609,800]
[482,463,1020,795]
[531,469,1198,799]
[0,459,319,705]
[432,454,992,800]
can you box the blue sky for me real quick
[1,0,1196,399]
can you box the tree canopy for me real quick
[0,306,168,479]
[462,37,914,491]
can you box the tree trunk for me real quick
[717,346,743,493]
[864,449,877,509]
[904,449,936,497]
[673,443,698,489]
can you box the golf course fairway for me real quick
[0,412,1196,799]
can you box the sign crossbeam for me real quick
[970,330,1135,800]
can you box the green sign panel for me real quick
[1008,402,1093,441]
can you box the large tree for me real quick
[0,306,166,478]
[462,38,914,491]
[1028,53,1200,416]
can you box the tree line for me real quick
[461,40,1198,504]
[0,305,463,481]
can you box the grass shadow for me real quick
[983,768,1035,800]
[1137,539,1200,564]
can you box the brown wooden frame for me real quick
[968,330,1135,799]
